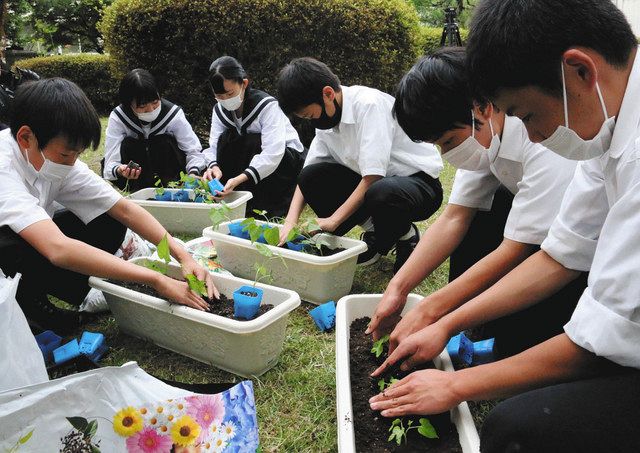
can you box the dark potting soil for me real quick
[297,243,346,256]
[109,280,273,320]
[349,317,463,453]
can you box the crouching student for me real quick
[202,56,305,217]
[0,78,217,335]
[102,69,206,191]
[276,57,444,273]
[367,47,585,358]
[369,1,640,451]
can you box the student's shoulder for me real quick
[347,85,387,104]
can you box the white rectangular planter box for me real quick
[127,188,252,235]
[89,257,300,377]
[336,294,481,453]
[203,220,368,304]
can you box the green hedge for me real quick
[419,26,469,55]
[100,0,424,137]
[14,54,118,115]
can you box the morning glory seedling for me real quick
[371,334,390,358]
[387,417,438,446]
[185,274,208,297]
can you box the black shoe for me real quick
[21,295,81,336]
[357,231,381,265]
[393,224,420,274]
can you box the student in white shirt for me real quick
[368,1,640,451]
[276,57,444,273]
[102,69,206,191]
[201,56,305,217]
[367,47,582,358]
[0,78,216,335]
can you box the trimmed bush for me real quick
[419,26,469,55]
[14,54,118,115]
[100,0,424,136]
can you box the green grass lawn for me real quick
[73,119,476,452]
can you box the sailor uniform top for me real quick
[304,85,443,179]
[0,129,121,233]
[449,116,578,245]
[203,88,304,185]
[103,99,206,180]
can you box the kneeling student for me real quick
[102,69,206,191]
[0,78,216,334]
[368,47,584,358]
[202,56,305,217]
[276,57,444,272]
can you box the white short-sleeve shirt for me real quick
[304,85,443,179]
[540,51,640,369]
[0,129,122,233]
[448,116,578,245]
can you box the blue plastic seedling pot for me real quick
[208,178,225,195]
[35,330,62,363]
[472,338,496,365]
[233,285,264,320]
[309,300,336,331]
[184,179,198,189]
[154,191,172,201]
[228,221,251,240]
[286,235,307,252]
[53,339,81,365]
[446,332,474,366]
[194,195,205,203]
[172,189,191,202]
[79,331,108,362]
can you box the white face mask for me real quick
[540,63,615,160]
[443,111,496,171]
[24,148,73,182]
[217,88,244,111]
[135,103,161,123]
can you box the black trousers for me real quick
[102,135,187,192]
[481,369,640,453]
[447,186,588,358]
[298,162,443,253]
[0,210,126,309]
[217,130,304,218]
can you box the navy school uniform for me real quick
[102,99,206,191]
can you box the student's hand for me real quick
[278,221,295,246]
[387,299,437,354]
[180,255,219,300]
[371,322,450,377]
[118,164,141,180]
[223,176,241,193]
[369,369,461,417]
[203,166,223,181]
[316,216,339,233]
[366,290,407,341]
[154,275,211,311]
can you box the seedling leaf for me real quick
[263,227,280,246]
[371,334,390,357]
[19,430,33,444]
[66,417,88,432]
[417,418,439,439]
[186,274,207,296]
[378,378,387,392]
[157,234,171,263]
[255,243,275,258]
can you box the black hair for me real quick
[208,56,248,95]
[276,57,341,115]
[467,0,637,100]
[119,68,160,108]
[393,47,482,143]
[10,78,101,151]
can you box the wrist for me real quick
[388,276,412,298]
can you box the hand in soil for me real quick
[372,322,450,377]
[180,257,219,299]
[154,275,210,311]
[366,291,407,341]
[369,369,461,417]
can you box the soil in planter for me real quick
[349,317,463,453]
[293,243,346,256]
[108,280,273,320]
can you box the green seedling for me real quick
[185,273,208,297]
[371,334,390,358]
[388,417,438,446]
[154,177,165,196]
[143,233,171,275]
[209,202,232,230]
[377,376,400,392]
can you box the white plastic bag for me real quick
[0,271,48,392]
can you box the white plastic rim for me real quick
[203,219,367,266]
[127,188,252,211]
[89,257,300,335]
[335,294,481,453]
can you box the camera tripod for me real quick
[440,7,463,47]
